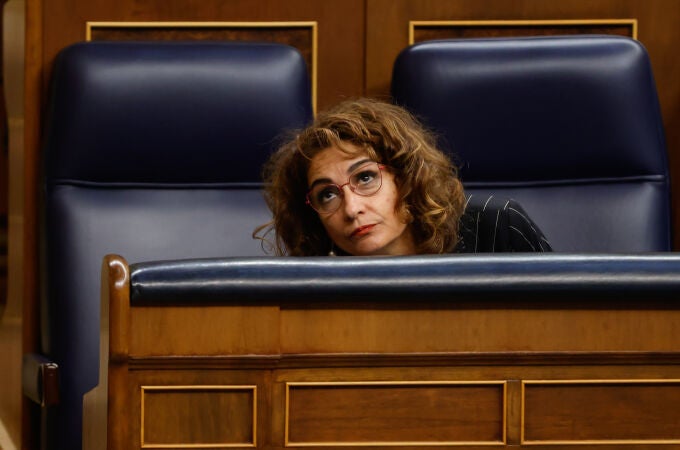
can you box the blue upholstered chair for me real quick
[30,41,312,450]
[391,35,671,252]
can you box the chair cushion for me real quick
[46,41,312,184]
[391,35,671,251]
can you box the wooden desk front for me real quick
[85,254,680,449]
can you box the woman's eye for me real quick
[316,186,339,204]
[354,170,377,185]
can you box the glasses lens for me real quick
[350,163,382,195]
[306,162,384,214]
[309,184,342,213]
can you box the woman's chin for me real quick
[344,242,391,256]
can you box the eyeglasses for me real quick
[306,162,386,214]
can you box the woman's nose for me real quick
[341,186,364,218]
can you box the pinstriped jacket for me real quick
[456,195,552,253]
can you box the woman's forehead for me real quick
[307,144,371,182]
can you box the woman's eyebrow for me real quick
[308,177,332,190]
[308,159,374,189]
[347,158,373,173]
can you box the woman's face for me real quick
[306,143,416,256]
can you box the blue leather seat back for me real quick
[391,35,671,252]
[42,41,312,450]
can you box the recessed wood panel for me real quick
[410,19,636,44]
[141,385,257,448]
[522,380,680,444]
[285,381,506,446]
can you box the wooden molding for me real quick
[140,385,258,448]
[285,381,507,447]
[409,19,638,44]
[521,379,680,445]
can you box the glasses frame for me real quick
[305,162,387,214]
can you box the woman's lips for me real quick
[351,224,376,238]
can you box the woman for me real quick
[255,98,551,256]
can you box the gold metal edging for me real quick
[408,19,638,45]
[85,21,318,114]
[140,385,257,449]
[520,379,680,446]
[284,380,507,447]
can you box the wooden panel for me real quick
[87,21,318,112]
[110,363,680,450]
[0,317,21,449]
[285,381,505,446]
[522,380,680,444]
[118,369,272,450]
[410,19,636,43]
[0,0,7,313]
[129,305,280,356]
[280,305,680,354]
[141,385,256,448]
[0,1,25,446]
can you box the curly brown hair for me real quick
[254,98,466,255]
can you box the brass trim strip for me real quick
[85,21,318,114]
[523,378,680,384]
[287,380,507,386]
[409,19,638,44]
[520,379,680,445]
[140,385,257,449]
[285,380,507,447]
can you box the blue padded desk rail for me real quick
[130,254,680,303]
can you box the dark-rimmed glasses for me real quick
[306,162,386,214]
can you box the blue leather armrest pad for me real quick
[129,254,680,304]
